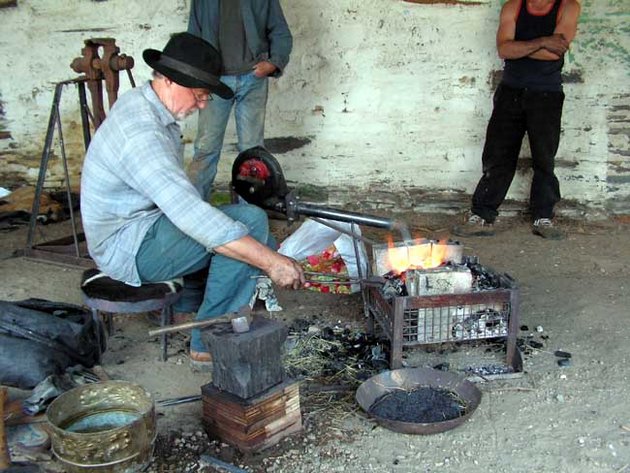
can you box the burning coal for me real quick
[380,256,508,300]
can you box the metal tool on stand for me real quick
[231,147,407,236]
[231,147,409,311]
[70,38,135,130]
[231,147,415,269]
[20,38,134,268]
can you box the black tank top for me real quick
[502,0,564,91]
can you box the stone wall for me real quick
[0,0,628,215]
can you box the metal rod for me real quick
[252,272,362,282]
[157,395,202,407]
[506,287,521,372]
[27,82,64,249]
[310,217,379,246]
[77,81,91,150]
[147,313,232,337]
[349,222,364,282]
[295,202,395,230]
[350,221,372,320]
[303,271,360,280]
[54,104,81,258]
[126,69,136,88]
[199,454,248,473]
[305,279,354,285]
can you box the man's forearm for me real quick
[214,235,274,274]
[498,38,545,60]
[214,235,305,289]
[500,34,567,61]
[528,49,562,61]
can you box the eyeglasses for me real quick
[190,89,212,104]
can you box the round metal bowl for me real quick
[356,367,482,435]
[47,381,156,472]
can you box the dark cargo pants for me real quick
[471,83,565,223]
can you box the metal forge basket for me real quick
[364,269,522,372]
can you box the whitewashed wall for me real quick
[0,0,628,215]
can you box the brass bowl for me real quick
[47,381,156,472]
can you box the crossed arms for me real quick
[497,0,581,61]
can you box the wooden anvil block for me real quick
[201,316,287,399]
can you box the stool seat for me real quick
[81,269,183,361]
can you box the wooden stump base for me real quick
[201,379,302,453]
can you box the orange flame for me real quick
[428,242,447,269]
[385,237,448,273]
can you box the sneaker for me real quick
[532,218,565,240]
[189,350,213,372]
[452,213,495,237]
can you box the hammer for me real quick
[148,308,253,337]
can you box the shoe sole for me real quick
[189,358,213,372]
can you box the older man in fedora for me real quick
[81,32,304,369]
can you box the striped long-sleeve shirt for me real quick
[80,82,248,286]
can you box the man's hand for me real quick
[265,254,305,290]
[540,34,569,56]
[253,61,277,78]
[213,235,304,290]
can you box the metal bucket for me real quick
[356,367,481,435]
[46,381,156,472]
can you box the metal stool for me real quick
[80,269,183,361]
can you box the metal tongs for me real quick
[302,271,361,286]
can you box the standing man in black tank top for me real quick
[454,0,581,240]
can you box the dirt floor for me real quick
[1,212,629,473]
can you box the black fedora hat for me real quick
[143,32,234,99]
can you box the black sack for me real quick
[0,298,105,389]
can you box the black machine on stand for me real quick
[230,146,412,288]
[231,146,406,234]
[19,38,135,268]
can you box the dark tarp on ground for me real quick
[0,299,105,389]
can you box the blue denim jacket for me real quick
[188,0,292,77]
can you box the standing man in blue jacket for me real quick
[187,0,293,201]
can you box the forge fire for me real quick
[364,238,521,370]
[373,239,508,299]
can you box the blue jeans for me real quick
[189,72,269,200]
[135,204,271,353]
